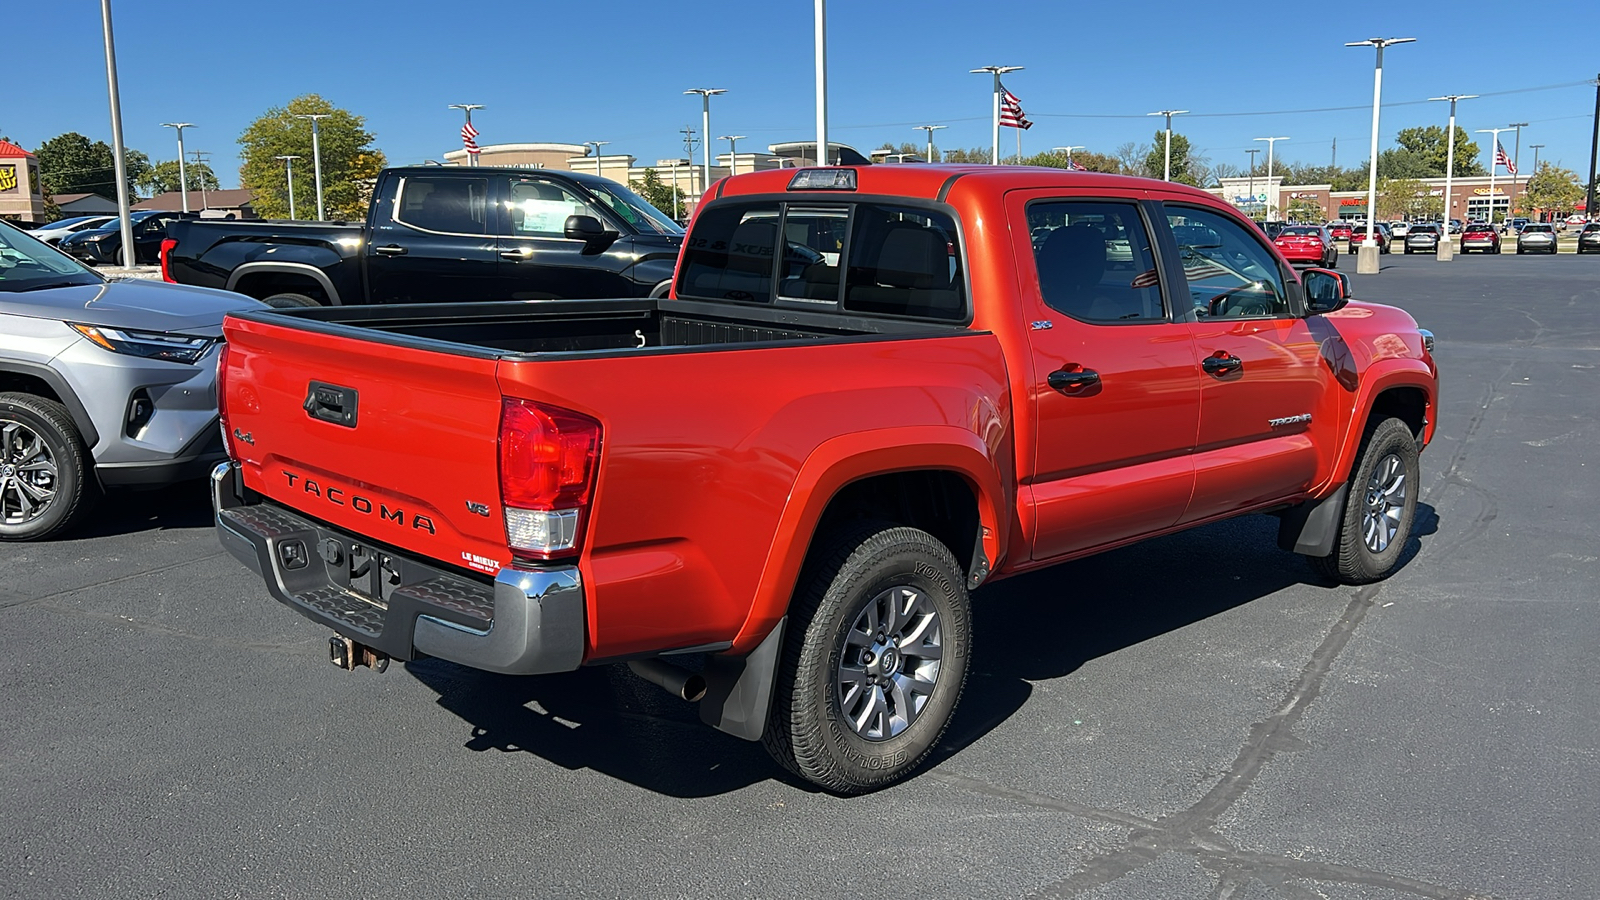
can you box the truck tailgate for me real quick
[221,314,510,575]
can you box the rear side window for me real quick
[678,203,780,303]
[843,204,965,320]
[396,177,489,235]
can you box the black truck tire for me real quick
[262,293,321,308]
[1310,417,1419,585]
[764,521,971,794]
[0,392,96,542]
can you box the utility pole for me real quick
[98,0,135,267]
[1586,73,1599,223]
[274,155,300,220]
[1508,122,1528,219]
[915,125,947,163]
[294,113,330,220]
[1246,148,1260,219]
[160,123,195,213]
[1147,110,1188,181]
[1430,94,1475,260]
[448,104,485,166]
[1331,136,1337,170]
[189,151,212,211]
[1347,36,1415,274]
[680,126,698,212]
[684,89,726,187]
[1254,136,1289,219]
[971,65,1023,165]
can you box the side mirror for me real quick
[564,214,617,252]
[1303,268,1350,315]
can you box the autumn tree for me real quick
[34,132,151,200]
[238,95,386,220]
[1519,162,1584,220]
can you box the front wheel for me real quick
[0,393,96,541]
[1309,417,1420,585]
[764,522,972,794]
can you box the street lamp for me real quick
[294,113,330,220]
[448,104,485,167]
[970,65,1024,165]
[160,122,195,214]
[274,155,301,220]
[684,89,726,186]
[1477,127,1512,227]
[719,136,746,177]
[915,125,947,163]
[1529,143,1545,176]
[1146,110,1188,181]
[1245,148,1261,218]
[1052,145,1084,168]
[586,141,610,179]
[98,0,135,267]
[1508,121,1528,218]
[1346,36,1415,274]
[1429,94,1476,260]
[1253,136,1289,219]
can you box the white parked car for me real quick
[26,216,115,246]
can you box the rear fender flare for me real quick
[226,261,343,305]
[729,425,1009,653]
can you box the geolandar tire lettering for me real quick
[763,520,972,794]
[1310,416,1420,585]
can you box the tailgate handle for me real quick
[303,382,359,428]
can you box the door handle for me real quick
[1047,368,1101,392]
[374,245,407,256]
[500,247,533,260]
[1202,353,1243,375]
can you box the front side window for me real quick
[1166,206,1290,318]
[505,178,601,238]
[395,176,489,235]
[1028,201,1165,322]
[843,204,964,320]
[677,203,780,303]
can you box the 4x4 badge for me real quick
[465,501,490,516]
[232,428,255,445]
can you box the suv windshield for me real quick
[0,221,103,292]
[582,180,684,236]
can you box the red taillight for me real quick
[217,342,233,459]
[498,398,601,560]
[159,238,178,282]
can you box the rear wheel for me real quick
[1309,417,1419,585]
[764,521,971,794]
[262,292,321,308]
[0,393,96,542]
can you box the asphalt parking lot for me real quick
[3,250,1597,899]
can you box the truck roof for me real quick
[712,164,1218,204]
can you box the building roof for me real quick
[133,189,256,211]
[49,193,99,204]
[0,140,35,159]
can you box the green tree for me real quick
[941,146,994,163]
[1392,125,1485,177]
[1520,162,1584,219]
[1141,130,1201,185]
[1286,198,1323,222]
[238,94,386,220]
[1378,177,1440,220]
[136,159,220,197]
[1020,149,1122,173]
[629,168,684,221]
[34,132,151,200]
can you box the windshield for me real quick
[0,221,102,292]
[582,181,684,236]
[37,216,96,231]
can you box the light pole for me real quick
[275,155,300,220]
[814,0,829,167]
[586,141,610,179]
[99,0,135,267]
[1347,36,1415,274]
[160,123,195,213]
[1146,110,1188,181]
[970,65,1024,165]
[1529,143,1545,222]
[448,104,485,166]
[293,113,330,220]
[1245,148,1260,218]
[684,89,726,185]
[1477,127,1511,227]
[1253,136,1288,219]
[1052,145,1084,168]
[915,125,947,163]
[1508,121,1528,219]
[1429,94,1475,260]
[719,136,745,177]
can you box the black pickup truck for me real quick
[163,167,685,307]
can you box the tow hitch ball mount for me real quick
[328,635,389,673]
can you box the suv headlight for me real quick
[69,323,215,364]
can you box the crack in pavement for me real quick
[0,551,229,612]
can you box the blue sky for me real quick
[9,1,1597,190]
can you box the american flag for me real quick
[1494,140,1515,175]
[1000,85,1033,130]
[1069,160,1088,171]
[461,121,481,156]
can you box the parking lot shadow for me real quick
[67,480,216,539]
[408,506,1438,797]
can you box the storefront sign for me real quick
[0,165,18,193]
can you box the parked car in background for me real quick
[0,220,262,541]
[1516,223,1558,255]
[1272,225,1338,267]
[58,210,193,265]
[1461,222,1501,254]
[164,167,686,307]
[1404,224,1441,254]
[27,216,115,246]
[1447,219,1463,234]
[1390,221,1410,239]
[1564,215,1589,233]
[1328,221,1354,243]
[1261,221,1287,239]
[1349,223,1391,253]
[1577,222,1600,254]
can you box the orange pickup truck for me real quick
[212,165,1437,793]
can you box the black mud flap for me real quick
[699,618,786,741]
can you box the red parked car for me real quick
[1461,222,1501,254]
[1348,223,1391,253]
[1328,221,1354,242]
[1273,225,1339,268]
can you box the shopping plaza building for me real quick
[1214,173,1538,223]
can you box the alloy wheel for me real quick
[0,419,58,526]
[835,585,943,741]
[1363,452,1407,553]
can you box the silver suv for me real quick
[0,220,261,540]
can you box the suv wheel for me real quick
[0,393,96,541]
[1310,417,1419,585]
[764,521,971,794]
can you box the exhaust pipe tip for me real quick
[627,658,707,702]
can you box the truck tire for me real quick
[1309,417,1419,585]
[0,392,96,542]
[262,293,321,308]
[763,521,971,794]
